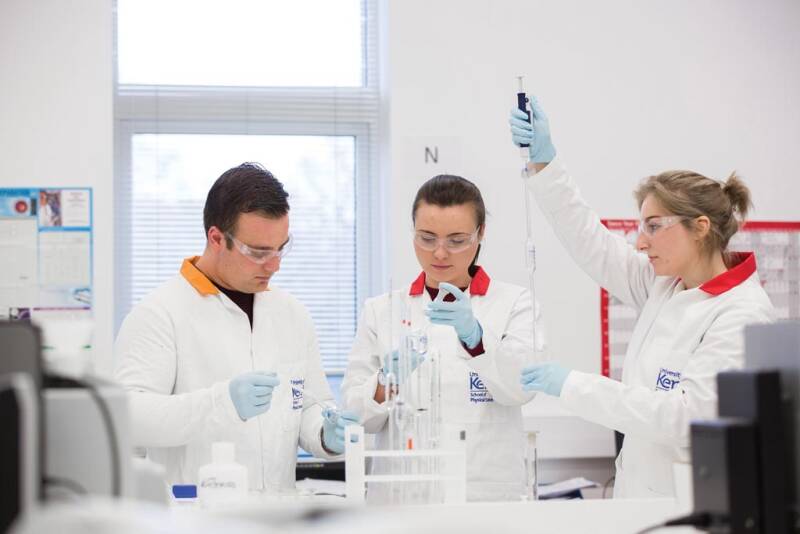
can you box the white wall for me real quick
[0,0,114,374]
[386,0,800,376]
[1,0,798,385]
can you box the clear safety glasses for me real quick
[638,216,689,237]
[413,228,479,253]
[225,232,293,264]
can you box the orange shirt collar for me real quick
[180,256,219,296]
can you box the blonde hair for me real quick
[634,170,752,260]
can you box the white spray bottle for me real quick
[197,442,248,508]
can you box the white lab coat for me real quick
[526,156,775,498]
[114,257,336,491]
[341,268,544,502]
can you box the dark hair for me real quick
[412,174,486,274]
[634,170,752,262]
[203,163,289,248]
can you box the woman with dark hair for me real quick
[341,174,545,502]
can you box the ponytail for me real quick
[723,171,753,222]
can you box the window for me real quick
[114,0,383,375]
[117,0,364,87]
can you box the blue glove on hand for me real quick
[322,409,360,454]
[229,371,281,421]
[383,348,424,385]
[520,362,571,397]
[425,282,482,348]
[509,96,556,163]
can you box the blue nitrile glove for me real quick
[425,282,482,348]
[383,349,425,384]
[509,96,556,163]
[228,371,280,421]
[520,362,571,397]
[322,409,360,454]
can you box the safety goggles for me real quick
[225,232,293,264]
[413,228,479,253]
[638,216,688,237]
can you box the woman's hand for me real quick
[520,362,571,396]
[425,282,482,348]
[509,96,556,164]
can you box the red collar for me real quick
[699,252,757,296]
[409,267,491,296]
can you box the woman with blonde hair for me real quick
[509,99,774,499]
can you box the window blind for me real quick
[113,0,382,373]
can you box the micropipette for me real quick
[516,76,542,362]
[517,76,531,158]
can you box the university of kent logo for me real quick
[291,378,305,410]
[469,372,493,404]
[656,368,681,392]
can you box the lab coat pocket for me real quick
[446,361,492,425]
[647,344,690,394]
[276,364,304,432]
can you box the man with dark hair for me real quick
[114,163,358,493]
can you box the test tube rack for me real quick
[344,424,467,504]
